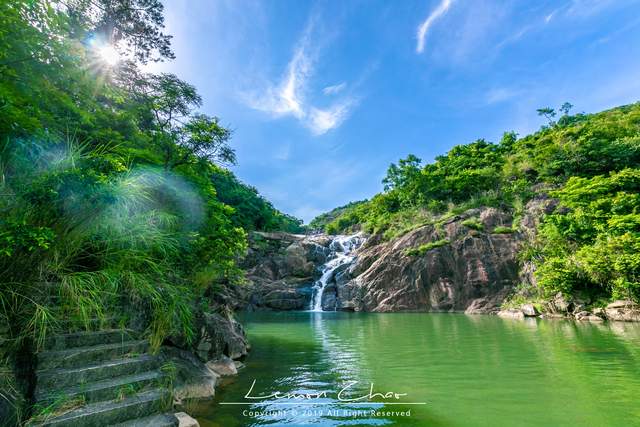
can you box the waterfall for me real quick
[310,233,365,312]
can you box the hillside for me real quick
[311,103,640,304]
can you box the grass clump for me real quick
[404,239,450,256]
[493,225,515,234]
[462,218,484,231]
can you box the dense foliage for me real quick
[312,103,640,301]
[0,0,301,358]
[211,169,304,233]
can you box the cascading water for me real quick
[310,233,365,312]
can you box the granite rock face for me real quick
[240,232,331,310]
[162,307,251,404]
[336,208,521,313]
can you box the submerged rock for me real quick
[206,355,238,376]
[497,309,525,320]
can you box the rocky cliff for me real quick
[238,232,332,310]
[240,207,527,314]
[238,200,640,320]
[337,207,520,313]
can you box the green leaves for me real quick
[536,169,640,299]
[0,220,54,256]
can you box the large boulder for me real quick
[284,242,316,277]
[605,300,640,322]
[160,347,219,402]
[194,312,249,362]
[206,355,238,377]
[497,309,525,320]
[521,303,539,317]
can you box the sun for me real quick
[98,45,120,66]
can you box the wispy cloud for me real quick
[323,82,347,95]
[308,99,357,135]
[485,87,521,104]
[243,22,357,135]
[416,0,454,53]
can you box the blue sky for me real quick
[149,0,640,222]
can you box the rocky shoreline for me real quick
[497,297,640,323]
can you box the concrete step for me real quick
[37,355,160,392]
[44,330,135,351]
[36,371,165,405]
[38,340,149,370]
[32,389,169,427]
[111,413,178,427]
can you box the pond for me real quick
[192,312,640,426]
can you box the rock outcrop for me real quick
[163,305,251,404]
[239,232,331,310]
[336,208,521,313]
[605,300,640,322]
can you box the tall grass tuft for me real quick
[0,138,211,353]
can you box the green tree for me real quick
[64,0,174,62]
[537,107,556,126]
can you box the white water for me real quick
[309,233,365,312]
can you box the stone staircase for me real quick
[29,329,179,426]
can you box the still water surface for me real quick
[193,312,640,426]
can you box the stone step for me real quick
[36,370,165,405]
[37,355,160,392]
[38,340,149,370]
[44,330,136,351]
[111,413,178,427]
[31,389,169,427]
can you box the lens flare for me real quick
[98,45,120,66]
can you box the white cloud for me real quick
[416,0,454,53]
[243,23,357,135]
[307,99,357,135]
[545,10,557,23]
[244,33,313,119]
[323,82,347,95]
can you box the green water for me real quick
[193,312,640,426]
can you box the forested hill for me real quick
[311,103,640,303]
[0,1,300,351]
